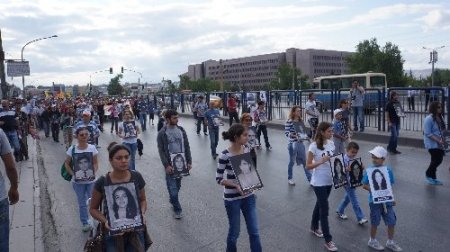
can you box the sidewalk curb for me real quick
[178,113,424,147]
[32,138,45,252]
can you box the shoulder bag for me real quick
[61,145,75,181]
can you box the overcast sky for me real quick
[1,0,449,87]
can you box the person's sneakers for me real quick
[204,132,208,136]
[324,241,338,251]
[336,212,348,220]
[386,240,402,252]
[310,229,324,238]
[358,218,369,225]
[267,146,272,150]
[174,212,183,219]
[197,133,200,136]
[368,239,384,251]
[426,177,443,185]
[82,224,92,232]
[212,153,218,160]
[288,179,296,186]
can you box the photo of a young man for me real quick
[73,152,94,182]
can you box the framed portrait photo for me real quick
[171,153,189,178]
[367,166,394,204]
[349,158,363,188]
[123,121,137,138]
[73,152,95,182]
[229,152,263,194]
[104,182,144,235]
[329,154,348,189]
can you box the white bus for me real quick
[313,72,387,89]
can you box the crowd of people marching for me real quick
[0,81,448,252]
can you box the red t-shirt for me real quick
[227,98,237,113]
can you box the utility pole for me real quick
[423,46,445,87]
[0,29,8,99]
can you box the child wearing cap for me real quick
[362,146,402,252]
[332,109,347,155]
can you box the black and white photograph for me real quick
[104,182,144,235]
[293,120,309,140]
[330,154,348,189]
[393,102,406,117]
[349,158,363,188]
[440,129,450,152]
[212,116,224,127]
[367,166,395,204]
[171,153,189,177]
[123,121,137,138]
[247,128,260,148]
[73,152,95,182]
[229,152,263,193]
[87,125,95,144]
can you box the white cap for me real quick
[333,109,343,117]
[368,146,387,159]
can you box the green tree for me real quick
[107,74,124,95]
[346,38,406,87]
[179,75,191,90]
[271,63,309,90]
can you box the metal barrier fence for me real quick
[161,87,450,132]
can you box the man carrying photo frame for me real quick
[157,109,192,219]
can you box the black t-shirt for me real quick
[386,101,400,124]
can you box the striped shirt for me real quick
[285,119,307,143]
[216,145,253,201]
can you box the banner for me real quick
[6,60,30,77]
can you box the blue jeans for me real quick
[105,231,145,252]
[72,182,94,225]
[209,127,219,155]
[110,117,119,133]
[42,120,50,137]
[196,117,207,134]
[352,106,364,131]
[5,131,20,154]
[139,112,147,130]
[224,195,262,252]
[123,142,137,170]
[387,122,400,151]
[336,186,365,221]
[0,198,10,252]
[311,185,332,243]
[165,174,182,214]
[287,142,311,181]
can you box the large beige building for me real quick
[186,48,353,89]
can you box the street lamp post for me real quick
[423,45,445,87]
[21,35,57,96]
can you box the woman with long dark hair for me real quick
[423,101,446,185]
[216,124,262,252]
[89,142,147,251]
[306,121,337,251]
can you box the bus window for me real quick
[341,78,352,88]
[321,79,332,89]
[321,79,340,89]
[370,76,386,88]
[353,77,366,88]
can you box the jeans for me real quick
[228,111,240,126]
[426,148,445,179]
[110,117,119,133]
[224,195,262,252]
[196,117,207,134]
[5,131,20,154]
[105,231,145,252]
[42,120,50,137]
[256,125,270,148]
[352,106,364,131]
[209,127,219,155]
[139,112,147,130]
[387,123,400,152]
[0,198,9,252]
[165,174,182,214]
[311,185,332,243]
[336,186,365,221]
[72,182,94,225]
[287,142,311,181]
[123,142,137,170]
[51,123,60,142]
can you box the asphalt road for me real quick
[37,117,450,252]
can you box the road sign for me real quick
[6,60,30,77]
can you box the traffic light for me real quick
[109,67,113,74]
[121,66,124,73]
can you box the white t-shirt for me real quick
[308,140,335,187]
[66,144,98,184]
[305,100,319,121]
